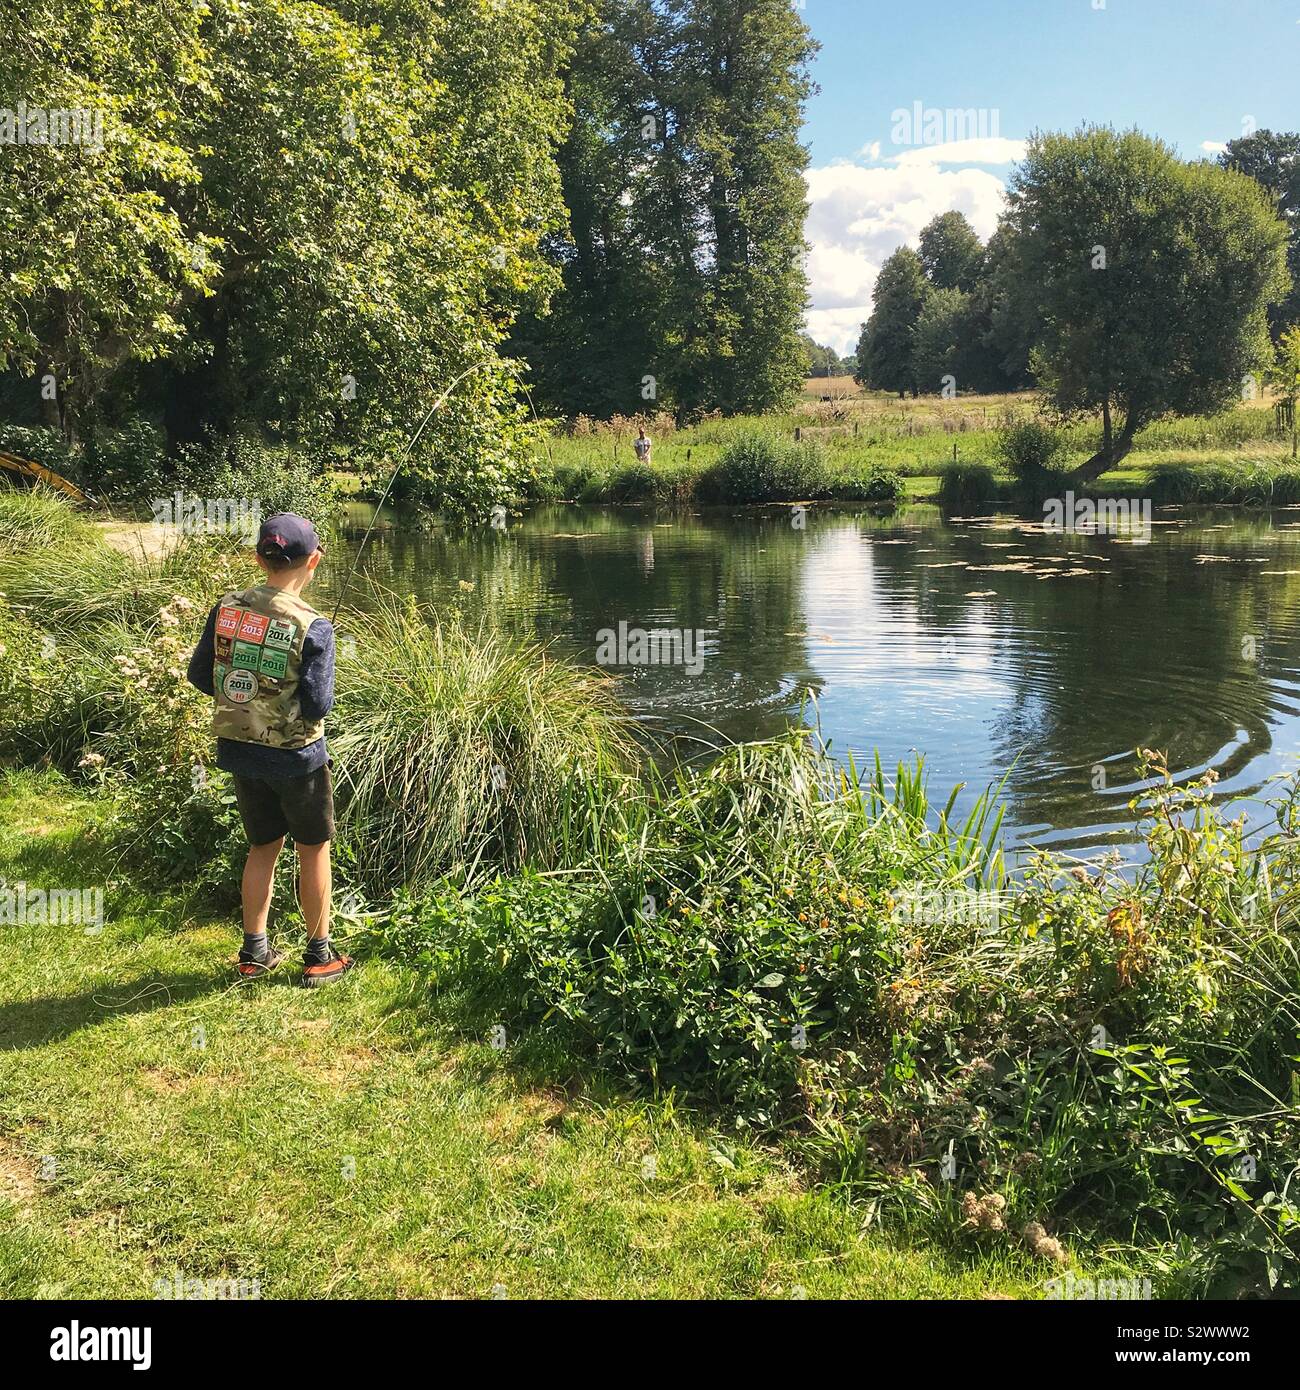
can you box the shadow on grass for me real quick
[0,967,234,1052]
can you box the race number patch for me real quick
[258,647,288,679]
[232,640,263,671]
[222,668,258,704]
[238,611,269,644]
[264,618,297,652]
[215,607,243,639]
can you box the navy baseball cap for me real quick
[256,512,320,562]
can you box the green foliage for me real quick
[1003,126,1291,483]
[996,419,1068,491]
[514,0,816,420]
[937,460,1000,509]
[1220,129,1300,339]
[918,211,984,292]
[835,467,905,504]
[173,432,340,523]
[0,0,580,516]
[856,247,928,397]
[911,286,972,397]
[697,432,829,503]
[0,484,90,553]
[375,733,1006,1123]
[330,599,639,893]
[1147,458,1300,506]
[367,736,1300,1293]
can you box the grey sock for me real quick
[304,936,330,964]
[241,931,268,962]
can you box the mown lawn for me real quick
[0,768,1043,1300]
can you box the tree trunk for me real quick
[1070,406,1140,487]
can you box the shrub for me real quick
[371,738,1300,1294]
[697,431,829,503]
[175,431,340,523]
[997,420,1067,491]
[600,462,659,504]
[835,467,905,504]
[82,418,170,501]
[373,735,1003,1120]
[0,425,80,484]
[937,460,1000,509]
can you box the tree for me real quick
[1268,326,1300,458]
[800,334,842,378]
[0,0,210,443]
[1220,131,1300,338]
[1001,127,1289,485]
[0,0,581,517]
[918,211,984,292]
[912,287,971,395]
[969,223,1035,393]
[855,247,928,396]
[513,0,816,419]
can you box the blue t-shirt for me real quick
[187,602,335,780]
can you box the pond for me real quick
[319,501,1300,862]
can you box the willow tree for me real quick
[1002,127,1290,485]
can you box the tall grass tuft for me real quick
[332,599,641,891]
[0,484,92,554]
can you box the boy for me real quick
[633,427,652,464]
[186,512,353,987]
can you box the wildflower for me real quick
[77,752,105,768]
[961,1192,1006,1232]
[1022,1221,1068,1266]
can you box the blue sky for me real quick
[800,0,1300,351]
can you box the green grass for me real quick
[0,767,1045,1299]
[532,399,1293,508]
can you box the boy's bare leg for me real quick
[242,837,284,934]
[297,840,331,943]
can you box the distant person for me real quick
[633,428,652,464]
[186,512,353,989]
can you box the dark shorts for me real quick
[232,765,335,846]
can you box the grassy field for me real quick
[0,768,1044,1300]
[535,383,1295,504]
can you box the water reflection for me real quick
[321,502,1300,859]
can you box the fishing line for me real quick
[328,357,555,624]
[329,360,487,623]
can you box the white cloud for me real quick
[1200,140,1228,154]
[802,159,1010,355]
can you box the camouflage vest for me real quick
[211,585,326,749]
